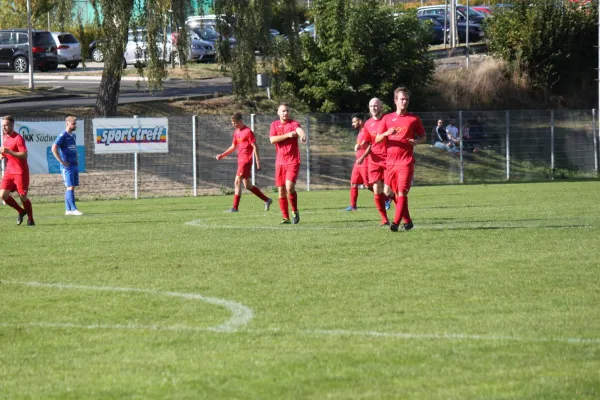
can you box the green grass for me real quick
[1,181,600,399]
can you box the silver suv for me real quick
[51,32,82,69]
[123,29,172,67]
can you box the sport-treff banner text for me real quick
[93,118,168,154]
[11,120,86,175]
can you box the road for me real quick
[0,62,234,112]
[0,56,485,112]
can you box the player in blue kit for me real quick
[52,116,83,216]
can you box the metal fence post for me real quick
[305,114,311,191]
[193,115,198,197]
[250,113,256,186]
[550,110,555,180]
[506,110,510,181]
[459,111,464,184]
[593,109,598,175]
[133,115,139,199]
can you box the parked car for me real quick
[417,5,486,24]
[418,15,485,43]
[50,32,82,69]
[172,30,216,64]
[300,24,316,37]
[417,16,448,44]
[88,40,104,62]
[0,29,58,72]
[190,26,236,49]
[124,29,172,67]
[472,6,493,15]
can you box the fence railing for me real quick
[9,109,600,202]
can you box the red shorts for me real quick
[236,162,252,179]
[1,173,29,196]
[368,161,386,185]
[385,164,415,194]
[275,164,300,187]
[350,163,369,186]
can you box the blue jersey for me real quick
[54,130,78,166]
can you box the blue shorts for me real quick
[61,165,79,187]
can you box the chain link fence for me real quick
[11,110,600,202]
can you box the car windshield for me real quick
[33,32,55,46]
[192,28,219,40]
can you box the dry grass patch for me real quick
[429,57,540,110]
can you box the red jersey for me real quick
[2,131,29,175]
[379,112,425,166]
[363,117,386,166]
[355,128,370,161]
[233,126,256,164]
[269,119,302,166]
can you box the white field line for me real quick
[1,281,253,332]
[185,219,595,231]
[1,281,599,345]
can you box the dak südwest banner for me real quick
[11,120,86,174]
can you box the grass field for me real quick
[1,181,599,399]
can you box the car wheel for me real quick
[13,56,28,73]
[66,62,79,69]
[173,52,181,66]
[49,64,58,71]
[122,58,127,69]
[92,48,104,62]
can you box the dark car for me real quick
[0,29,58,72]
[88,40,104,62]
[418,15,448,44]
[419,15,484,43]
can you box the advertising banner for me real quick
[93,118,168,154]
[12,120,86,174]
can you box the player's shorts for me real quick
[275,164,300,187]
[368,161,386,185]
[236,162,252,179]
[1,173,29,196]
[385,164,415,194]
[350,163,369,186]
[61,165,79,187]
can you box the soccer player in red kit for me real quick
[376,87,425,232]
[269,104,307,224]
[344,113,372,211]
[363,98,394,225]
[216,113,273,213]
[0,115,35,226]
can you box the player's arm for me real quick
[0,146,27,159]
[375,120,392,143]
[216,144,235,160]
[51,143,69,167]
[296,127,307,144]
[408,119,427,147]
[251,143,261,170]
[270,132,293,144]
[356,144,371,165]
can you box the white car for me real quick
[123,29,172,67]
[51,32,82,69]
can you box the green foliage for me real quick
[485,0,598,97]
[284,0,435,113]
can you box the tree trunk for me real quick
[95,67,123,117]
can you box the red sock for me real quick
[4,196,24,213]
[374,193,388,223]
[350,187,358,208]
[279,197,289,219]
[401,196,411,224]
[23,199,34,222]
[288,191,298,212]
[232,195,241,210]
[395,196,407,225]
[250,186,269,202]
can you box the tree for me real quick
[0,0,54,28]
[284,0,435,112]
[485,0,598,99]
[91,0,192,116]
